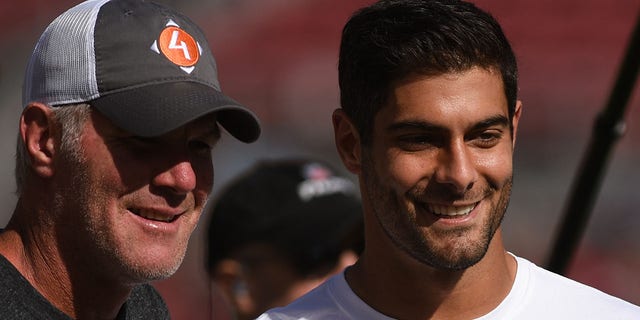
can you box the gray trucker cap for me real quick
[22,0,260,142]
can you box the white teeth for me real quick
[428,203,476,216]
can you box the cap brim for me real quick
[90,82,260,143]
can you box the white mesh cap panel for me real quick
[22,0,111,107]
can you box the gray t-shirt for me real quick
[0,254,170,319]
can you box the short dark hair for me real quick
[338,0,518,144]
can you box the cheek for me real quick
[82,145,125,191]
[385,150,433,192]
[475,148,513,185]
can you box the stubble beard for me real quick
[81,175,188,282]
[361,152,512,271]
[55,152,185,285]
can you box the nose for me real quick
[152,159,197,195]
[433,140,477,194]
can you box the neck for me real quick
[346,227,516,320]
[0,197,133,319]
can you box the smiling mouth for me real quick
[129,208,179,223]
[427,203,478,217]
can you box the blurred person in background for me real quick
[0,0,259,318]
[206,158,364,320]
[258,0,640,319]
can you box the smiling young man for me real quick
[258,0,640,319]
[0,0,259,319]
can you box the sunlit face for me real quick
[361,67,521,270]
[54,110,219,283]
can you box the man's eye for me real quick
[189,140,213,154]
[397,135,442,151]
[128,136,157,148]
[473,131,502,148]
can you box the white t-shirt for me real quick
[258,255,640,319]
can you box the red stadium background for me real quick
[0,0,638,318]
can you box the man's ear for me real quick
[511,100,523,148]
[20,103,57,178]
[332,109,362,175]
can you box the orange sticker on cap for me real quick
[158,26,199,67]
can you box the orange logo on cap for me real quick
[158,26,199,67]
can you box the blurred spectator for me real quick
[206,158,364,320]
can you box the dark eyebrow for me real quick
[386,114,510,133]
[386,121,446,133]
[469,115,510,132]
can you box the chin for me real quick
[437,250,487,270]
[407,230,492,271]
[127,260,183,282]
[120,247,187,282]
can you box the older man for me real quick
[0,0,259,318]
